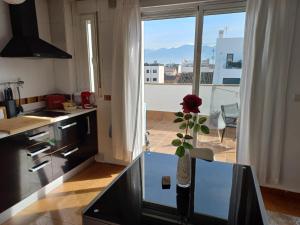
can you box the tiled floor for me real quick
[1,163,124,225]
[147,118,237,163]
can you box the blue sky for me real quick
[144,12,246,50]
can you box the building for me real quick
[213,30,243,84]
[144,62,165,83]
[164,64,181,76]
[181,60,194,73]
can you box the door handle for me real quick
[29,160,50,172]
[27,146,51,157]
[62,147,79,157]
[86,116,91,135]
[28,131,49,141]
[59,122,77,130]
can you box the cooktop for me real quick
[26,110,70,118]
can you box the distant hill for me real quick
[144,44,215,64]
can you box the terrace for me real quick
[145,83,239,163]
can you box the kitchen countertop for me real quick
[0,108,97,139]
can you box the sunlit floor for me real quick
[147,119,237,163]
[1,163,124,225]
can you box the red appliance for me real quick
[81,91,92,109]
[46,95,65,109]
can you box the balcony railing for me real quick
[144,83,240,115]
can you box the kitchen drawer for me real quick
[52,145,82,179]
[54,117,80,148]
[26,143,54,162]
[23,156,53,198]
[23,125,55,147]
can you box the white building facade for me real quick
[144,63,164,83]
[213,35,244,84]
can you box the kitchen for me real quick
[0,0,107,223]
[0,0,299,224]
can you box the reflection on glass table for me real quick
[83,152,268,225]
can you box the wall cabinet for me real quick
[0,111,98,213]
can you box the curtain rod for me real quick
[0,79,24,87]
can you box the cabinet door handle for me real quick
[59,122,77,130]
[29,160,50,172]
[86,116,91,135]
[27,146,51,157]
[62,147,79,157]
[28,131,49,141]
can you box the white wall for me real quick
[213,37,243,84]
[0,0,56,100]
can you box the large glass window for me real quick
[142,8,246,163]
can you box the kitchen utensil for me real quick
[16,86,23,113]
[5,100,17,118]
[7,87,13,100]
[3,87,18,118]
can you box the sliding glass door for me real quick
[143,17,196,154]
[195,11,245,163]
[142,3,246,163]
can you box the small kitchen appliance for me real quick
[81,91,92,109]
[46,95,66,110]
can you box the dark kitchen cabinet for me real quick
[52,111,98,180]
[53,117,80,148]
[0,110,98,214]
[77,111,98,161]
[0,125,55,213]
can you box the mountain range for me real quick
[144,44,215,64]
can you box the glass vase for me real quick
[176,149,191,188]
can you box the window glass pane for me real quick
[143,17,196,154]
[197,12,246,163]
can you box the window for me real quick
[223,78,240,84]
[146,78,150,82]
[142,7,245,164]
[144,17,196,85]
[76,13,101,94]
[146,69,150,73]
[226,53,234,68]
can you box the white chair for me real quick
[190,148,214,161]
[205,111,226,142]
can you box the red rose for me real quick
[180,94,202,113]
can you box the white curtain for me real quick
[111,0,143,164]
[238,0,298,185]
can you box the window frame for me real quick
[141,1,246,147]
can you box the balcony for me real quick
[145,83,239,163]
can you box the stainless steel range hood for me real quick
[0,0,72,59]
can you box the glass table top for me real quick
[83,152,267,225]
